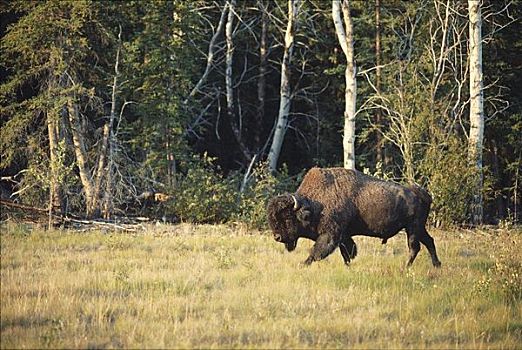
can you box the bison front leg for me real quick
[339,236,357,265]
[303,233,340,266]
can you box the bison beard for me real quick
[266,167,441,268]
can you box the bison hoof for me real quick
[433,260,442,268]
[301,257,313,267]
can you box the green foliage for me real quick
[163,159,300,227]
[1,1,102,172]
[115,0,201,184]
[1,0,520,224]
[167,154,238,224]
[420,139,476,225]
[236,163,301,229]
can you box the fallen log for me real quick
[0,199,49,213]
[1,199,148,232]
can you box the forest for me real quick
[1,0,521,227]
[1,2,522,348]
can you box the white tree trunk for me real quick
[46,109,62,227]
[267,0,300,173]
[185,4,228,102]
[224,0,250,164]
[225,0,235,124]
[101,29,122,219]
[255,0,268,152]
[67,98,95,217]
[94,30,120,218]
[468,0,484,224]
[333,0,357,170]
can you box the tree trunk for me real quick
[225,0,250,164]
[67,97,96,217]
[102,128,115,219]
[46,109,63,225]
[225,0,235,132]
[94,117,110,207]
[268,0,300,173]
[374,0,385,168]
[255,0,268,152]
[468,0,484,225]
[332,0,357,170]
[185,4,228,102]
[100,29,121,219]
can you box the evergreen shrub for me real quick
[235,163,301,229]
[166,159,301,227]
[167,155,237,224]
[422,138,491,226]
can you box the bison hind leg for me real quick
[418,228,442,268]
[405,223,442,268]
[405,226,421,267]
[339,236,357,265]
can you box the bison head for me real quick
[266,194,312,252]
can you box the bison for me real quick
[267,167,441,267]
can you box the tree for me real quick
[374,0,386,167]
[332,0,356,170]
[468,0,484,224]
[1,2,108,217]
[122,1,197,185]
[225,0,251,165]
[255,0,269,153]
[267,0,301,173]
[482,0,521,222]
[98,27,122,219]
[185,3,227,102]
[1,0,519,225]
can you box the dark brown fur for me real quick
[266,167,441,267]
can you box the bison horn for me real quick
[290,194,300,210]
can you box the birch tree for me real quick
[225,0,251,164]
[468,0,484,224]
[374,0,386,168]
[185,5,228,102]
[225,0,236,136]
[267,0,301,173]
[46,70,67,219]
[255,0,269,152]
[66,92,97,217]
[99,28,123,219]
[332,0,356,170]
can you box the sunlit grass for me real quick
[1,222,521,348]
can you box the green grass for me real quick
[1,222,521,349]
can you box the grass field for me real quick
[1,222,521,349]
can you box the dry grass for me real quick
[1,222,521,349]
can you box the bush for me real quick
[235,163,301,229]
[160,158,301,227]
[421,138,488,226]
[167,154,238,224]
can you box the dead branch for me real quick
[1,199,150,232]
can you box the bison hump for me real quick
[298,167,359,196]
